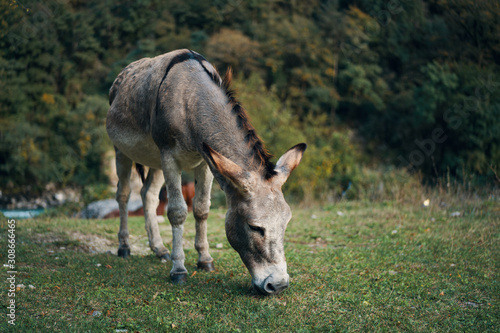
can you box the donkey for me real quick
[106,49,306,295]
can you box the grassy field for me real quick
[1,198,498,332]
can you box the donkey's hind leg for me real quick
[140,168,170,260]
[115,148,133,258]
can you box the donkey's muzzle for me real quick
[254,274,289,295]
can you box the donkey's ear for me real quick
[273,143,307,186]
[202,143,254,194]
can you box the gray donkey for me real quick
[106,49,306,295]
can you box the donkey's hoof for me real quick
[117,248,130,258]
[197,261,215,272]
[170,273,187,284]
[156,248,171,261]
[159,253,171,261]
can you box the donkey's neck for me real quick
[189,74,276,187]
[195,101,262,191]
[156,51,276,189]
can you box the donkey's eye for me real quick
[248,224,265,237]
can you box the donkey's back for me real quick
[107,49,223,170]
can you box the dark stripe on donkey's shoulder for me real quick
[155,50,222,118]
[156,50,195,117]
[189,50,222,85]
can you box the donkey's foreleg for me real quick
[140,168,170,260]
[193,163,215,272]
[161,155,189,284]
[115,148,133,258]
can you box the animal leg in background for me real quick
[115,148,133,258]
[140,168,170,259]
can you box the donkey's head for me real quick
[204,143,306,295]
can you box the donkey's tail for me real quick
[135,163,145,183]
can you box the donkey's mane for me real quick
[189,51,277,179]
[219,68,277,179]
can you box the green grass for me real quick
[1,199,498,332]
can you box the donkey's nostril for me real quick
[254,274,290,295]
[263,278,288,294]
[265,282,276,293]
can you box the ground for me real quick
[0,199,498,332]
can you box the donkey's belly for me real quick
[109,128,163,169]
[108,126,205,171]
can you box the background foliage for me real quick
[1,0,499,200]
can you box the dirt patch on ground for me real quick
[69,231,151,256]
[31,229,190,257]
[31,233,67,244]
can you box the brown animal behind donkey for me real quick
[104,182,195,218]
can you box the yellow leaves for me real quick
[347,5,374,23]
[20,138,40,163]
[319,157,338,178]
[8,0,18,8]
[78,131,91,157]
[41,93,55,105]
[325,67,336,78]
[297,69,309,82]
[265,58,278,73]
[348,6,368,19]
